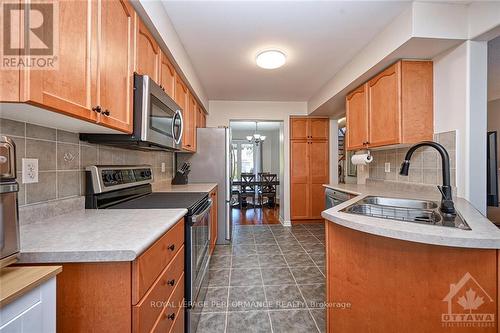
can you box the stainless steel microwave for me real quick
[80,74,183,151]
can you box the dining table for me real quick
[231,179,280,208]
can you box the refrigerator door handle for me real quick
[225,128,232,241]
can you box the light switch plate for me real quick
[161,162,166,173]
[384,162,391,173]
[22,158,39,184]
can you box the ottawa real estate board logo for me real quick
[442,272,495,328]
[1,1,59,69]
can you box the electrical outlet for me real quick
[161,162,166,173]
[22,158,39,184]
[384,162,391,173]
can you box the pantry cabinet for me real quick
[346,60,433,150]
[290,117,329,223]
[135,17,160,84]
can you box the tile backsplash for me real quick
[0,118,174,207]
[368,131,456,187]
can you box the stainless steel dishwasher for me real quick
[325,187,355,209]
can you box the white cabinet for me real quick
[0,277,56,333]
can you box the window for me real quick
[231,141,257,180]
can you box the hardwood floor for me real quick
[231,205,281,225]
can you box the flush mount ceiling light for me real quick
[256,50,286,69]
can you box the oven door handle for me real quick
[191,199,212,225]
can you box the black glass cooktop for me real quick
[109,192,208,213]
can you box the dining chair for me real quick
[258,173,278,208]
[240,173,256,208]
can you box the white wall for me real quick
[434,41,488,214]
[207,101,308,225]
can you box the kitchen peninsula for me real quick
[322,181,500,333]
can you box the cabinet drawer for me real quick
[169,302,185,333]
[151,274,185,333]
[132,219,185,304]
[133,247,184,333]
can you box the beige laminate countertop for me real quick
[0,266,62,307]
[152,181,218,193]
[321,182,500,249]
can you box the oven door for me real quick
[186,198,212,333]
[136,74,183,149]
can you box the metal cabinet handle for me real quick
[166,279,175,286]
[167,244,175,251]
[92,106,102,113]
[102,109,110,116]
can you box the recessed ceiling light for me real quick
[256,50,286,69]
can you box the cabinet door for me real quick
[96,0,134,133]
[346,84,368,150]
[368,62,401,147]
[135,18,159,83]
[159,51,176,99]
[309,118,329,140]
[187,93,197,152]
[196,105,204,129]
[309,141,329,219]
[290,140,310,219]
[26,0,97,122]
[290,118,308,140]
[175,77,189,149]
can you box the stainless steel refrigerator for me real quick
[177,128,232,244]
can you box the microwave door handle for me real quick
[172,110,184,145]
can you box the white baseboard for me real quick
[279,215,291,226]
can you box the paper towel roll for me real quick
[351,153,373,165]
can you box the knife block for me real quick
[171,170,189,185]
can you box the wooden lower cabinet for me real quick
[54,218,185,333]
[325,222,498,333]
[209,186,218,254]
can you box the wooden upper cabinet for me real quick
[174,77,190,149]
[345,60,433,150]
[309,118,329,140]
[291,117,329,141]
[135,17,160,84]
[291,118,309,140]
[346,83,369,150]
[401,61,433,143]
[24,0,97,123]
[96,0,134,133]
[368,62,401,147]
[187,93,197,151]
[159,51,176,99]
[197,105,206,129]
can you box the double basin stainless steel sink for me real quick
[341,196,470,230]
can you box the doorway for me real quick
[229,120,284,225]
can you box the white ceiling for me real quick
[489,36,500,102]
[161,1,411,101]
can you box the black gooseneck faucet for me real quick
[399,141,456,216]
